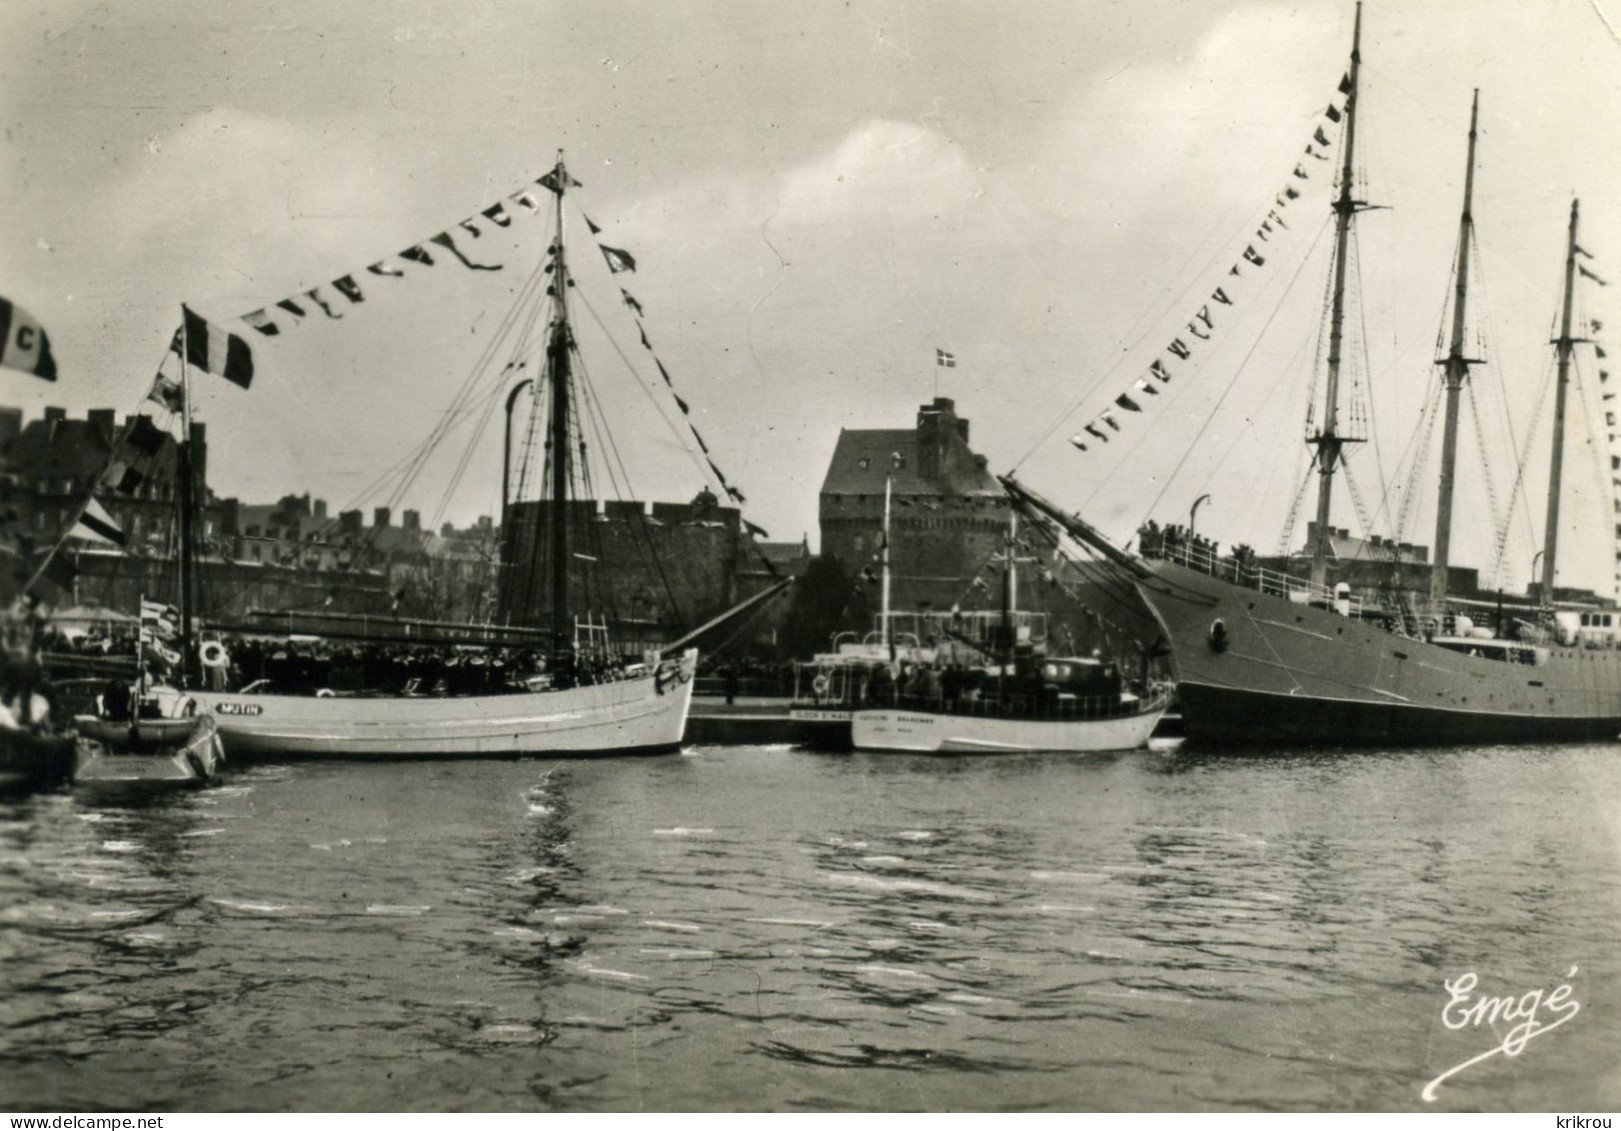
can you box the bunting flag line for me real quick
[0,297,58,381]
[146,369,185,415]
[70,498,126,547]
[429,231,501,271]
[1068,71,1346,456]
[179,306,254,390]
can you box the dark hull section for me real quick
[1136,560,1621,749]
[1178,681,1621,747]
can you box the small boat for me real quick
[72,685,223,787]
[850,505,1169,753]
[851,654,1170,754]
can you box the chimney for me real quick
[374,507,390,528]
[43,406,66,434]
[478,515,492,531]
[339,509,363,537]
[314,499,328,519]
[441,522,455,537]
[0,407,21,452]
[915,398,960,482]
[87,408,116,443]
[403,509,421,531]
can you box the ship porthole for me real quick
[1208,619,1230,653]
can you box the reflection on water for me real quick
[1,744,1619,1111]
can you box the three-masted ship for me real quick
[1015,9,1621,747]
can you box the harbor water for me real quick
[2,741,1620,1112]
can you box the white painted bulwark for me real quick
[189,649,697,758]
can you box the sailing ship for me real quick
[1012,8,1621,747]
[170,157,702,757]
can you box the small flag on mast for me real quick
[0,297,58,381]
[70,498,127,547]
[178,306,255,389]
[936,349,956,368]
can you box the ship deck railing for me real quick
[1143,542,1364,617]
[875,685,1171,722]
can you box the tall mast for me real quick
[1000,509,1018,671]
[880,466,893,655]
[546,155,574,659]
[1540,198,1582,604]
[1429,90,1482,609]
[177,306,196,687]
[1308,1,1365,590]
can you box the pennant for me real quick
[726,486,746,504]
[1338,73,1352,95]
[1594,319,1605,332]
[399,245,436,267]
[674,394,690,415]
[599,245,636,274]
[656,359,674,386]
[1604,371,1612,383]
[428,231,501,272]
[36,551,77,594]
[332,275,365,304]
[125,415,166,457]
[305,288,343,319]
[705,457,727,485]
[1268,209,1289,230]
[1102,412,1121,432]
[71,498,126,547]
[481,203,513,228]
[584,214,602,235]
[1230,264,1243,276]
[1243,246,1266,266]
[275,298,306,321]
[1258,221,1272,242]
[537,164,582,195]
[639,325,651,350]
[0,297,58,381]
[622,290,644,316]
[936,349,956,368]
[1306,145,1329,161]
[1293,165,1309,180]
[181,306,254,389]
[140,598,179,636]
[1084,424,1107,443]
[510,192,540,215]
[743,519,769,538]
[1167,338,1192,360]
[1576,244,1595,259]
[1326,103,1343,123]
[1149,359,1173,383]
[692,426,710,454]
[1115,393,1142,412]
[146,372,185,415]
[1598,345,1608,359]
[1211,286,1232,305]
[1314,127,1332,147]
[1068,435,1088,452]
[1285,186,1301,200]
[242,308,281,337]
[102,463,143,495]
[1580,265,1608,286]
[1133,379,1160,396]
[368,260,407,278]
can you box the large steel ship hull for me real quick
[1136,562,1621,746]
[189,650,697,758]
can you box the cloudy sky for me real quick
[5,0,1621,594]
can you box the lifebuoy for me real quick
[199,640,229,669]
[811,674,831,697]
[1207,619,1230,653]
